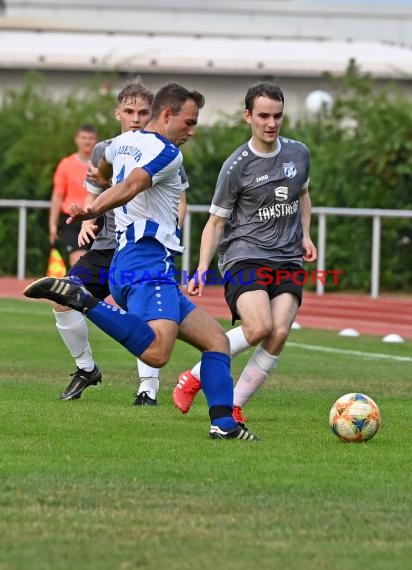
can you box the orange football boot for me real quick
[172,370,201,413]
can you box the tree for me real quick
[0,71,119,274]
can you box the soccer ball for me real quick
[329,393,381,443]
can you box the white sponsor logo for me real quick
[256,174,269,183]
[257,199,299,220]
[274,186,288,201]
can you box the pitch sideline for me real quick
[287,341,412,362]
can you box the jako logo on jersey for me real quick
[256,174,269,182]
[283,161,297,178]
[274,186,288,201]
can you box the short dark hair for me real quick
[245,82,284,112]
[151,82,205,118]
[117,81,154,106]
[76,124,98,135]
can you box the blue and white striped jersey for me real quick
[85,137,189,252]
[105,129,184,252]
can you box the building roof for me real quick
[1,28,412,79]
[2,2,412,82]
[3,1,412,44]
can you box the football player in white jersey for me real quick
[173,82,317,427]
[50,82,185,405]
[24,83,258,441]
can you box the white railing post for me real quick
[18,204,27,280]
[316,212,326,295]
[371,214,381,299]
[0,199,50,279]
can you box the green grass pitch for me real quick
[1,298,411,570]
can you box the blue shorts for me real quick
[109,237,195,324]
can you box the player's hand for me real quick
[187,269,205,297]
[302,238,317,262]
[187,277,200,296]
[66,203,95,224]
[78,220,99,246]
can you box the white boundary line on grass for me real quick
[287,342,412,363]
[2,303,411,361]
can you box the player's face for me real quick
[115,97,152,132]
[75,130,98,156]
[244,96,284,152]
[165,99,199,146]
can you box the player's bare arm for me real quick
[299,188,317,262]
[67,168,152,223]
[177,190,187,229]
[188,213,226,296]
[49,192,63,245]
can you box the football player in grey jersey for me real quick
[50,82,176,404]
[173,82,317,426]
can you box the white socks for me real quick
[190,326,251,379]
[226,326,252,357]
[233,346,279,408]
[54,310,160,398]
[53,309,95,372]
[137,359,160,399]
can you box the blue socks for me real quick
[86,305,237,430]
[200,351,237,430]
[86,301,155,356]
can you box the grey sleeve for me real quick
[84,139,112,195]
[209,159,241,218]
[301,144,311,190]
[179,163,189,192]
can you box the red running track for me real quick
[182,287,412,340]
[2,278,411,340]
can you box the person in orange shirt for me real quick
[49,124,98,266]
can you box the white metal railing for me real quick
[0,199,50,281]
[182,205,412,298]
[1,199,412,298]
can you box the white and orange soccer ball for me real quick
[329,393,381,442]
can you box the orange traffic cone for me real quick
[46,247,67,278]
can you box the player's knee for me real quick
[208,332,230,353]
[141,345,171,368]
[148,352,170,368]
[244,322,272,345]
[272,325,290,345]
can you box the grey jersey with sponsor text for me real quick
[210,137,310,273]
[84,139,189,251]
